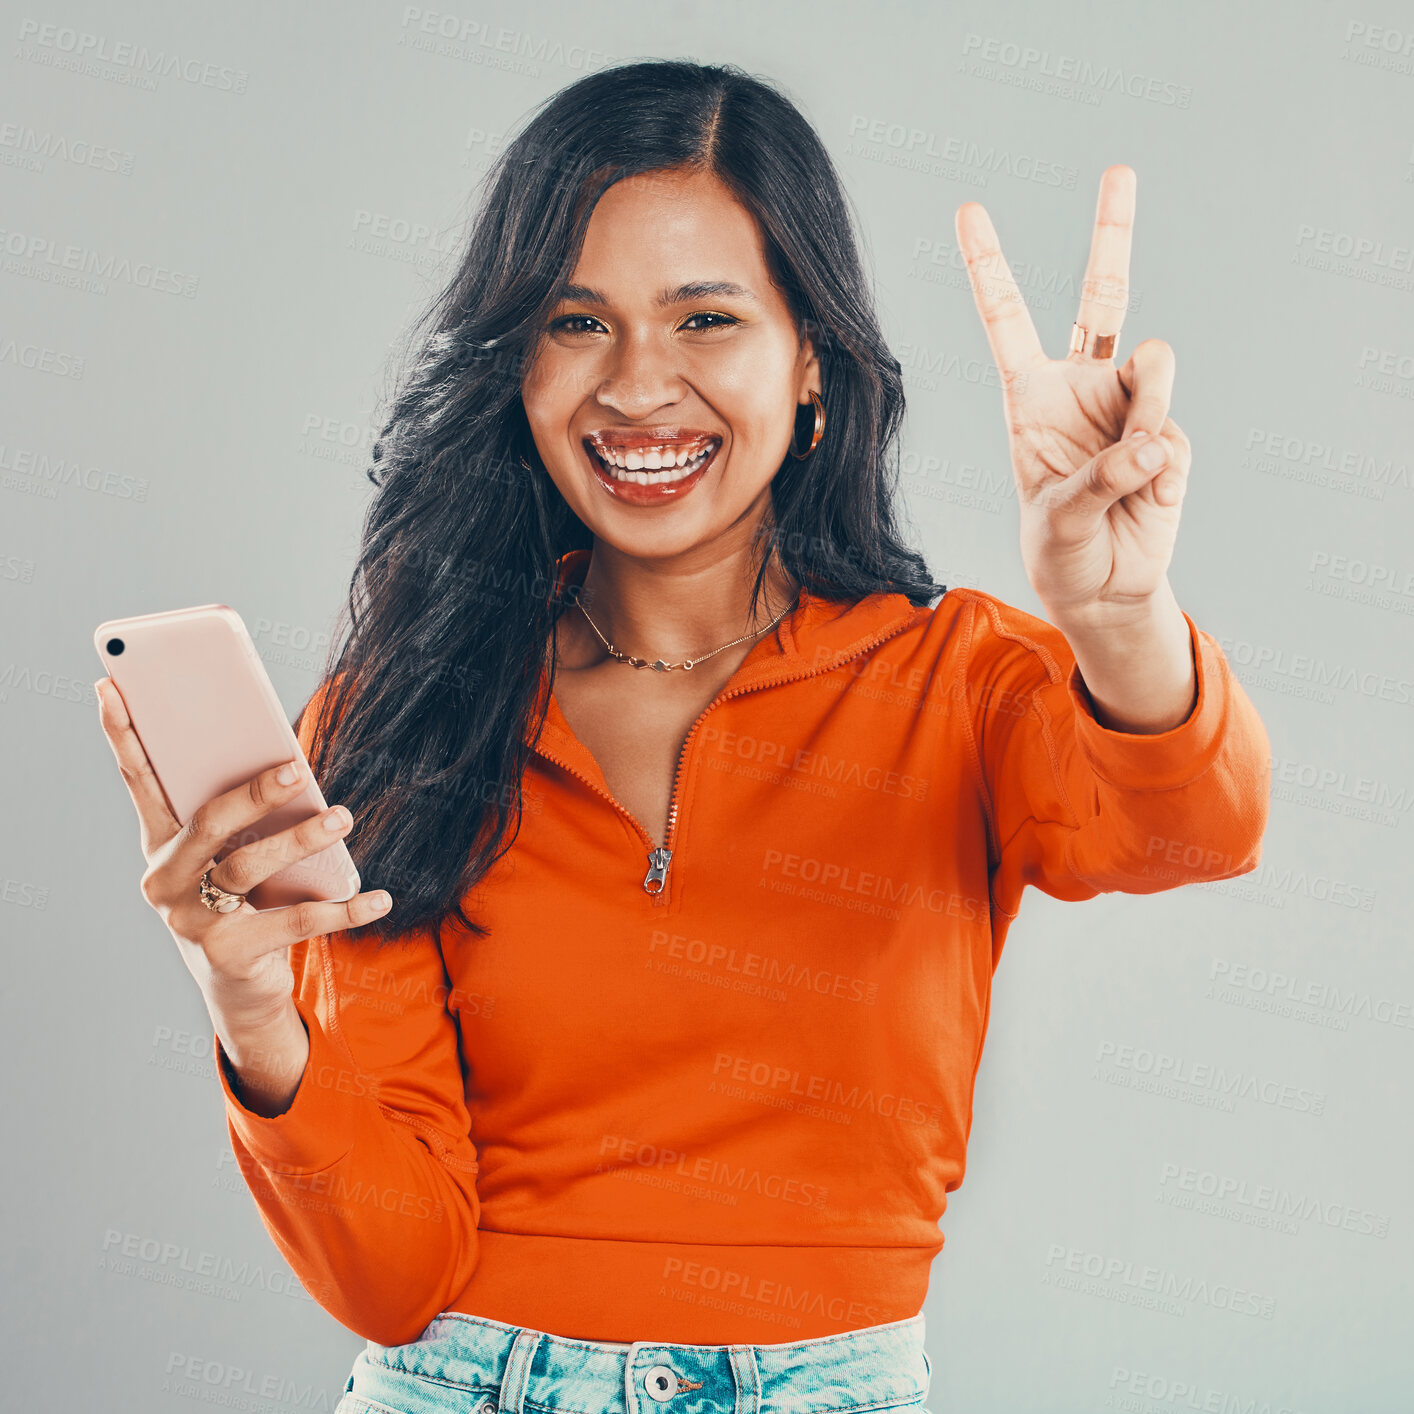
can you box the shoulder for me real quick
[817,588,1066,729]
[937,586,1075,691]
[879,586,1072,691]
[809,586,1080,721]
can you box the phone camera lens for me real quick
[105,637,125,655]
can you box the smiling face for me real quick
[520,165,820,562]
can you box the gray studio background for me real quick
[5,0,1411,1409]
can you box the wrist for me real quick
[1043,581,1180,644]
[1050,588,1198,735]
[215,999,310,1116]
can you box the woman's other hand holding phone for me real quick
[94,674,393,1115]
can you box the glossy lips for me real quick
[583,435,723,506]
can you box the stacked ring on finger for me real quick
[199,868,247,913]
[1069,324,1117,360]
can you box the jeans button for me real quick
[643,1365,680,1401]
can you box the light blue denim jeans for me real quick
[336,1309,933,1414]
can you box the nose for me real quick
[593,330,688,420]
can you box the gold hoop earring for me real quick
[789,390,825,460]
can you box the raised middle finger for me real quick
[1070,164,1136,363]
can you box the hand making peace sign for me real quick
[956,165,1189,632]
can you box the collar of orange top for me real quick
[529,547,929,754]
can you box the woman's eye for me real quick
[550,315,605,335]
[680,312,738,332]
[548,311,739,336]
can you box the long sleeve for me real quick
[213,683,482,1346]
[955,590,1272,929]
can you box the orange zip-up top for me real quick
[214,547,1271,1348]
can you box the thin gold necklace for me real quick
[576,586,802,672]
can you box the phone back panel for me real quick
[94,604,360,911]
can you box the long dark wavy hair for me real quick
[303,57,946,948]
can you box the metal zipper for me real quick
[529,611,926,905]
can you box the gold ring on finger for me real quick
[1069,323,1118,360]
[199,868,247,914]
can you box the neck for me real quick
[561,541,801,670]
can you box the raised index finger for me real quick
[955,200,1046,392]
[95,677,180,855]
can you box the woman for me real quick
[96,58,1270,1414]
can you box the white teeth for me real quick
[590,441,718,486]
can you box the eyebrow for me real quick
[556,280,760,308]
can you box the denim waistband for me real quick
[344,1308,932,1414]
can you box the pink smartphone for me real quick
[93,604,361,912]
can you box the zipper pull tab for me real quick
[644,847,672,894]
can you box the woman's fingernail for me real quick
[1136,436,1169,470]
[277,760,299,785]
